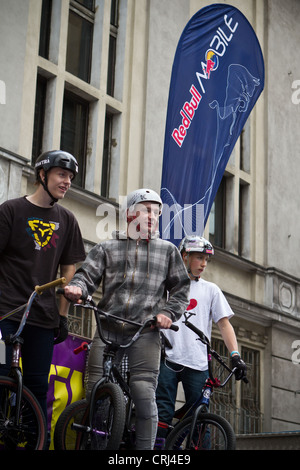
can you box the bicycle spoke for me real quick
[78,383,126,450]
[165,413,235,450]
[0,377,46,450]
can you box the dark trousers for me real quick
[0,319,54,424]
[156,359,209,437]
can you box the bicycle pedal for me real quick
[72,423,91,433]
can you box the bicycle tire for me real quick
[77,383,126,450]
[0,376,47,450]
[165,412,236,450]
[53,399,87,450]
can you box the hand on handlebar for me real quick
[155,313,178,331]
[57,289,178,332]
[231,354,247,382]
[61,285,83,304]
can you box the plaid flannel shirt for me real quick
[70,234,190,324]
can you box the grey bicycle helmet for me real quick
[35,150,78,205]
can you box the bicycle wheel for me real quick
[53,399,87,450]
[0,376,47,450]
[78,383,126,450]
[165,412,236,450]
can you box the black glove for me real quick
[231,354,247,381]
[54,316,68,344]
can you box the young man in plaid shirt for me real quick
[63,188,190,450]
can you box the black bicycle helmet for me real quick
[35,150,78,178]
[34,150,78,205]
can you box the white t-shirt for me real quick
[163,278,234,371]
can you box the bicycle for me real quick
[160,308,248,450]
[53,293,178,450]
[0,277,66,450]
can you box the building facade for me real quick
[0,0,300,435]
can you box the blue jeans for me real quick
[156,359,208,437]
[0,319,54,424]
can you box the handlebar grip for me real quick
[73,342,89,355]
[170,324,179,331]
[153,315,178,331]
[35,277,66,295]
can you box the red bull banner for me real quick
[160,4,264,243]
[47,334,89,449]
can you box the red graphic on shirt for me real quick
[187,299,197,310]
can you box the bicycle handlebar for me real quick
[183,314,248,385]
[2,278,67,343]
[56,288,179,332]
[35,277,66,295]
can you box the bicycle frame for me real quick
[168,312,240,449]
[70,297,168,439]
[0,278,66,428]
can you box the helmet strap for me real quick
[38,172,58,206]
[186,253,200,281]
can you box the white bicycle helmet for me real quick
[179,236,214,255]
[122,188,162,219]
[179,236,214,281]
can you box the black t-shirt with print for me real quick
[0,197,85,328]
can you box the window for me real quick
[208,120,251,257]
[66,3,94,83]
[35,0,124,199]
[107,0,119,96]
[211,338,262,434]
[209,178,226,248]
[238,181,250,257]
[239,121,250,173]
[32,75,47,162]
[240,347,262,433]
[101,113,113,198]
[60,91,89,188]
[75,0,95,10]
[68,304,93,338]
[39,0,52,59]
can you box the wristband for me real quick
[230,350,240,357]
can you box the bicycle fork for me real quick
[71,376,109,439]
[7,338,24,426]
[186,381,213,449]
[72,353,117,441]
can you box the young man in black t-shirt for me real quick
[0,151,85,435]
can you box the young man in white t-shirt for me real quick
[156,235,247,437]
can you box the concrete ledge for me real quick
[236,432,300,450]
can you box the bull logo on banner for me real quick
[160,4,264,244]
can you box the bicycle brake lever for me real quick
[232,366,249,384]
